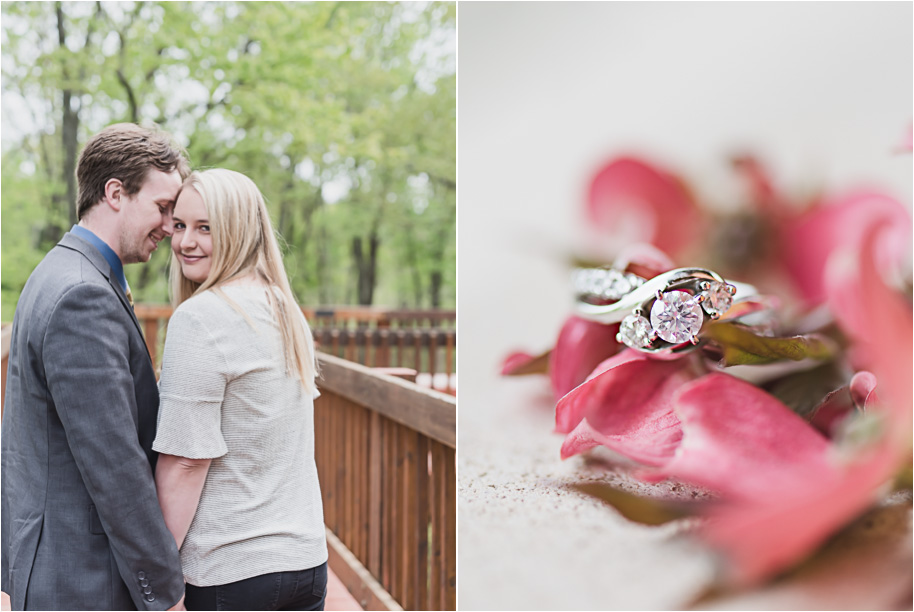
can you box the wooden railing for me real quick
[135,305,457,394]
[315,353,456,611]
[305,307,456,331]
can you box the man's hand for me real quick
[167,594,186,611]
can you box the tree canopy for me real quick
[1,1,456,319]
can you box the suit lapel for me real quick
[57,232,146,340]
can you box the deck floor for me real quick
[0,567,362,611]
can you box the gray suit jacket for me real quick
[1,232,184,610]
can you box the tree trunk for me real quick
[402,215,423,306]
[61,90,79,227]
[57,2,80,230]
[352,232,380,306]
[429,270,442,309]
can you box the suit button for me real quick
[145,594,156,602]
[137,571,146,580]
[143,587,152,595]
[140,579,149,587]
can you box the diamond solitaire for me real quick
[650,290,703,344]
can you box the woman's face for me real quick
[172,187,213,283]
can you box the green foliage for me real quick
[1,0,455,317]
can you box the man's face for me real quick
[171,186,213,284]
[118,169,182,264]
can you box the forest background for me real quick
[1,1,456,320]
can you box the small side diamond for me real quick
[700,282,734,317]
[573,269,597,295]
[625,273,645,290]
[619,314,652,349]
[596,269,632,300]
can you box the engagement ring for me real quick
[573,266,774,358]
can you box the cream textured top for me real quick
[153,285,327,587]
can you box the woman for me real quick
[153,169,327,611]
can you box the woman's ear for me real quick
[103,178,125,211]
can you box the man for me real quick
[1,124,188,611]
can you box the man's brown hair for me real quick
[76,123,191,220]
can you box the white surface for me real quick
[457,3,912,609]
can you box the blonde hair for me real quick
[169,169,318,392]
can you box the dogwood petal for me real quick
[554,349,648,433]
[559,416,683,467]
[549,316,621,401]
[782,191,911,305]
[556,352,702,466]
[656,373,835,501]
[702,436,899,585]
[500,350,551,376]
[587,157,702,256]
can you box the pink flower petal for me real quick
[501,351,540,375]
[554,349,649,434]
[664,372,903,585]
[808,388,855,437]
[657,373,835,502]
[696,218,912,585]
[556,351,702,466]
[610,242,675,279]
[826,219,913,431]
[731,155,790,213]
[549,316,621,401]
[559,416,682,467]
[781,191,911,305]
[850,223,912,431]
[703,436,899,585]
[587,157,702,256]
[848,371,879,410]
[808,372,878,437]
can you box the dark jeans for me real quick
[184,562,328,611]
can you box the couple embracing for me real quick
[2,124,328,611]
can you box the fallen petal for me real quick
[501,349,552,376]
[549,316,621,401]
[658,373,835,502]
[556,352,702,466]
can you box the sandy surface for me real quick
[457,376,912,610]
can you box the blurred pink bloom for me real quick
[781,191,911,305]
[589,154,911,310]
[695,373,898,585]
[699,213,913,585]
[587,157,703,257]
[826,219,913,416]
